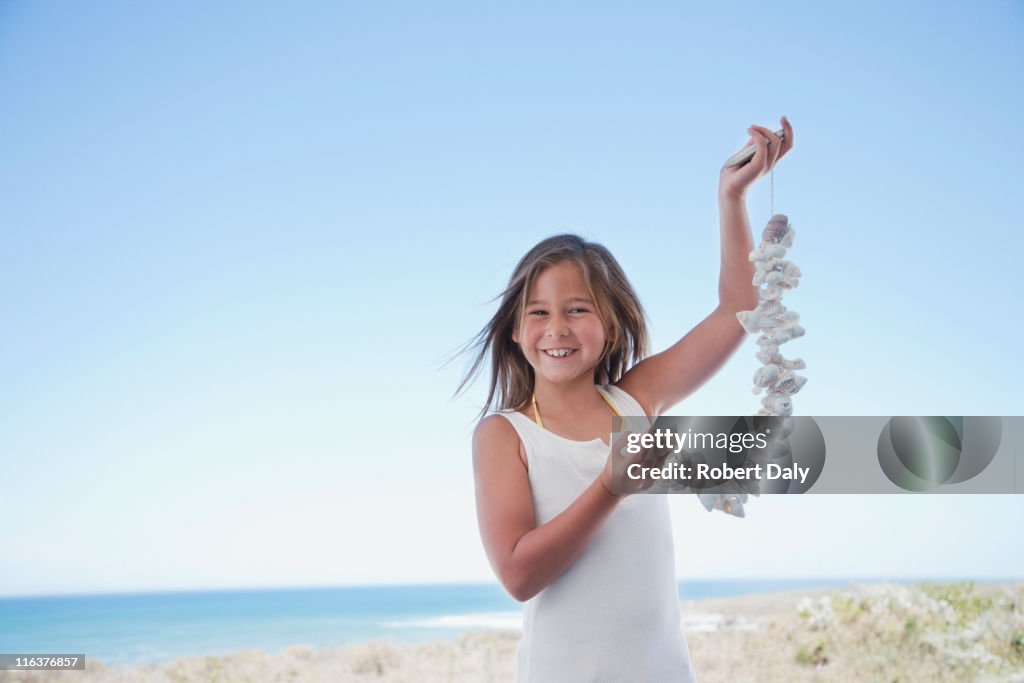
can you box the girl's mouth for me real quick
[544,348,577,358]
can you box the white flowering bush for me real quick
[796,595,835,630]
[791,582,1024,681]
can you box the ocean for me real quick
[0,578,979,666]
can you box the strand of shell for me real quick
[693,214,807,520]
[736,214,807,417]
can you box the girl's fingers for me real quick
[640,445,671,469]
[639,447,659,468]
[734,128,761,179]
[750,124,781,170]
[747,126,767,169]
[771,117,792,161]
[778,116,794,161]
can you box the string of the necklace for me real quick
[530,391,622,428]
[770,165,775,216]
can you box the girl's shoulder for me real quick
[475,409,525,440]
[474,411,530,469]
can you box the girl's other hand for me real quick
[599,426,673,498]
[719,116,794,201]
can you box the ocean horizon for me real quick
[0,578,1015,667]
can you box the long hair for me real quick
[451,234,649,421]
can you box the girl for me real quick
[457,118,794,682]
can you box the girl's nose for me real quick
[546,313,570,337]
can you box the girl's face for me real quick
[513,261,609,387]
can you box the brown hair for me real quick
[451,234,649,420]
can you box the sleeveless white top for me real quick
[496,384,697,683]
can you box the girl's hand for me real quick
[599,426,673,498]
[719,116,794,201]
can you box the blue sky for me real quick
[1,1,1022,597]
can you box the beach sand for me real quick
[3,582,1022,682]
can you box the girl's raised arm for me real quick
[617,118,794,417]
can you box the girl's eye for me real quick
[528,308,588,316]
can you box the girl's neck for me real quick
[531,376,603,419]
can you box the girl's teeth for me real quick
[546,349,575,357]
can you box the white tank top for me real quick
[496,384,697,683]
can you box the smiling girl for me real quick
[456,118,794,682]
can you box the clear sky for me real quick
[2,1,1022,598]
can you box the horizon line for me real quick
[3,575,1021,600]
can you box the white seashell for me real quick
[770,418,794,439]
[784,324,806,339]
[739,478,762,495]
[749,244,786,262]
[697,493,715,512]
[761,394,793,416]
[753,364,783,387]
[738,309,792,334]
[761,286,783,301]
[759,329,798,345]
[762,438,792,459]
[761,214,792,244]
[698,493,747,518]
[736,311,759,334]
[770,373,808,396]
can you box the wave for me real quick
[683,612,759,632]
[384,610,757,633]
[381,611,523,631]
